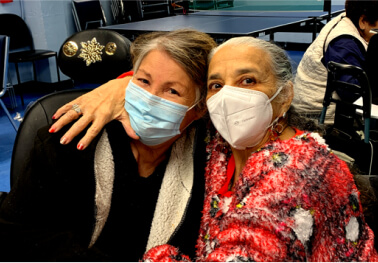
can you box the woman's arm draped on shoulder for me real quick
[50,77,138,150]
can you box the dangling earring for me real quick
[270,112,288,141]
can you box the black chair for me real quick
[0,13,61,106]
[72,0,107,31]
[10,89,89,187]
[10,29,133,188]
[319,61,378,249]
[120,0,174,22]
[111,0,129,24]
[319,61,375,174]
[58,29,133,84]
[0,35,18,131]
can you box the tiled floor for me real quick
[0,50,305,193]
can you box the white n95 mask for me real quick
[206,85,283,150]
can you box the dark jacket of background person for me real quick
[0,120,207,261]
[293,12,368,123]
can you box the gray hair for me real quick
[209,37,324,133]
[208,37,294,104]
[130,29,217,111]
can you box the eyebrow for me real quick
[137,68,189,89]
[208,67,260,80]
[136,68,152,79]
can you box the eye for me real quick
[168,88,179,96]
[137,78,150,86]
[241,78,256,85]
[208,83,223,91]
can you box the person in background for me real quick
[142,36,378,262]
[51,35,377,261]
[293,0,378,123]
[0,29,216,261]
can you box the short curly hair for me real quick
[346,0,378,28]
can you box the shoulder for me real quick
[281,131,356,186]
[262,131,351,175]
[329,35,366,52]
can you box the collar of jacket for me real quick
[88,126,197,252]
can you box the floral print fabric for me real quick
[143,131,378,262]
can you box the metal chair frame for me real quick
[0,35,18,132]
[319,61,372,143]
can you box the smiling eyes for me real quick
[136,77,181,96]
[208,77,256,91]
[168,89,179,95]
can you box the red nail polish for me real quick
[52,115,56,120]
[49,127,55,133]
[77,143,84,150]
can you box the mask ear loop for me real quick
[180,97,205,134]
[268,85,284,103]
[266,84,285,131]
[267,84,288,139]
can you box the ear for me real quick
[359,15,367,30]
[279,81,294,117]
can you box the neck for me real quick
[131,137,176,178]
[231,130,271,184]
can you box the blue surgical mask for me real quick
[125,80,195,146]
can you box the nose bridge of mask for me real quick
[207,86,261,118]
[125,81,192,146]
[207,86,269,148]
[128,81,189,118]
[207,85,281,149]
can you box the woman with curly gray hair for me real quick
[143,36,378,262]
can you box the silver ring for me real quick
[72,104,81,114]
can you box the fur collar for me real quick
[88,127,196,252]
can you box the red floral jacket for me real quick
[143,130,378,262]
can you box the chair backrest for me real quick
[0,13,34,51]
[72,0,107,31]
[319,61,372,143]
[366,33,378,104]
[10,29,133,187]
[0,35,9,94]
[58,29,133,83]
[122,0,173,22]
[111,0,129,24]
[10,89,90,187]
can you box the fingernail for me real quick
[77,143,84,150]
[52,115,56,120]
[60,137,67,145]
[49,127,55,133]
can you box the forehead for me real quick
[209,44,272,73]
[138,50,186,76]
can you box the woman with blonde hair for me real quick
[0,29,216,261]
